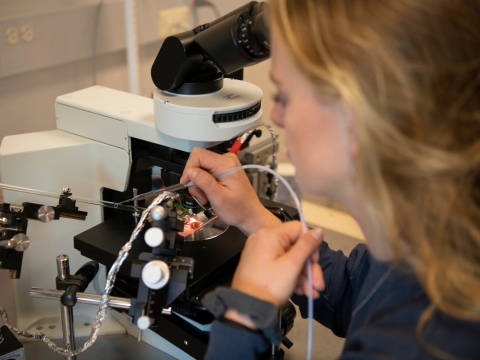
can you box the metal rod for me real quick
[30,288,171,314]
[0,240,11,249]
[271,308,283,356]
[30,287,132,310]
[118,168,238,205]
[191,195,208,212]
[133,188,139,225]
[61,305,76,360]
[56,255,70,282]
[56,255,76,360]
[0,182,144,213]
[117,183,187,204]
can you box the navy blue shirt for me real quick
[205,241,480,359]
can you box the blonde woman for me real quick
[180,0,480,358]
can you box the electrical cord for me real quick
[192,0,221,26]
[199,164,314,360]
[232,124,278,201]
[262,123,279,201]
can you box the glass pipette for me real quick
[0,182,144,213]
[117,168,237,205]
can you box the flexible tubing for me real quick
[197,165,313,360]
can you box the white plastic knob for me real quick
[144,227,164,248]
[137,316,153,330]
[143,266,162,283]
[150,206,167,221]
[142,260,170,289]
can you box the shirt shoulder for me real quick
[342,258,480,359]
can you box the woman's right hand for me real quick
[180,147,280,235]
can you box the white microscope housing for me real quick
[0,80,262,360]
[0,1,270,358]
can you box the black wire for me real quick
[204,2,221,19]
[192,0,221,26]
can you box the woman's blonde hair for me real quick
[270,0,480,327]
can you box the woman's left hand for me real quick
[231,221,325,308]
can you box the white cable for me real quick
[209,164,313,360]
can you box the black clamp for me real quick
[56,260,99,307]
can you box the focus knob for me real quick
[6,234,30,252]
[142,260,170,289]
[144,227,164,248]
[150,206,167,221]
[37,205,55,223]
[137,315,154,330]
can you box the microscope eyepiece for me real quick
[193,1,270,75]
[151,1,269,95]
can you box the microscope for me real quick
[0,2,295,359]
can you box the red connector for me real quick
[229,129,257,154]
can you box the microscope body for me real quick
[0,81,264,359]
[0,2,293,358]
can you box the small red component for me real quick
[229,139,243,154]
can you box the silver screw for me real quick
[184,340,188,346]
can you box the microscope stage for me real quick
[73,215,246,297]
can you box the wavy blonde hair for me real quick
[270,0,480,329]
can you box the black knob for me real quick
[61,284,81,307]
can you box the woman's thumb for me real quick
[285,228,323,271]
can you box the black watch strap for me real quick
[202,287,282,345]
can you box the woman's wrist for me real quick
[223,309,258,330]
[240,206,282,236]
[202,287,283,345]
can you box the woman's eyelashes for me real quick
[272,92,288,107]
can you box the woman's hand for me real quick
[180,147,280,235]
[230,221,325,308]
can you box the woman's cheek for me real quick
[270,103,285,128]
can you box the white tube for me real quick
[204,165,313,360]
[123,0,141,95]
